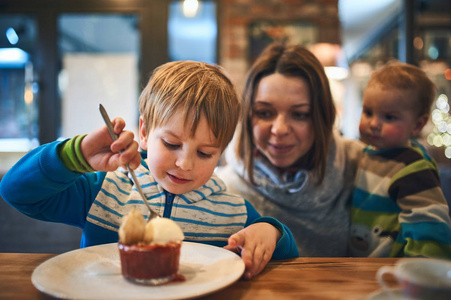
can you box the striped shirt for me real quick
[349,143,451,258]
[88,159,248,242]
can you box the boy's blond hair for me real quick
[367,62,436,118]
[139,61,240,150]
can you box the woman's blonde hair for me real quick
[139,61,240,150]
[236,43,336,185]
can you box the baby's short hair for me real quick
[139,61,240,150]
[367,62,436,117]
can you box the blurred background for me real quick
[0,0,450,252]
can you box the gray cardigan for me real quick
[216,131,364,256]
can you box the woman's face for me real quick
[251,73,314,168]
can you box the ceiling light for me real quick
[0,48,29,67]
[6,27,19,45]
[183,0,199,18]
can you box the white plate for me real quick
[32,242,245,299]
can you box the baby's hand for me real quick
[81,118,141,171]
[224,223,282,279]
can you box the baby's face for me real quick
[139,110,222,195]
[359,86,426,150]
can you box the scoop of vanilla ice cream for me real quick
[118,208,146,245]
[143,217,184,244]
[143,221,154,242]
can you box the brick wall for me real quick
[219,0,340,93]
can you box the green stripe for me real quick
[59,134,95,173]
[391,159,437,184]
[392,239,451,259]
[74,134,96,172]
[351,208,399,229]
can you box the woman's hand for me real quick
[81,118,141,171]
[224,223,282,279]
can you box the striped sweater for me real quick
[88,160,249,243]
[349,143,451,258]
[0,139,298,259]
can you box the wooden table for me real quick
[0,253,397,300]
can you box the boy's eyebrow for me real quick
[199,142,221,149]
[195,137,221,148]
[162,130,180,139]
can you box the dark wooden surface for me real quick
[0,253,398,300]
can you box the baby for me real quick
[349,62,451,258]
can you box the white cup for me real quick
[376,258,451,300]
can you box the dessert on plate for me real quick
[118,208,185,285]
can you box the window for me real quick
[58,14,140,138]
[0,15,39,151]
[168,1,217,63]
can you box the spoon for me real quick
[99,104,160,221]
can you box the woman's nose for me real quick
[271,115,290,136]
[175,152,194,171]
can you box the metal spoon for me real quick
[99,104,160,221]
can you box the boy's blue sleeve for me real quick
[244,200,299,259]
[0,141,105,229]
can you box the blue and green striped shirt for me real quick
[349,143,451,259]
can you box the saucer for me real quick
[366,288,405,300]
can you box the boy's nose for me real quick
[369,117,381,129]
[175,153,194,171]
[271,115,290,136]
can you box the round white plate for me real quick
[32,242,245,299]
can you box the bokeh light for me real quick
[428,94,451,159]
[445,147,451,159]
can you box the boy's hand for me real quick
[81,118,141,171]
[224,223,282,280]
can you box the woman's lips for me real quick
[268,143,294,154]
[167,173,191,184]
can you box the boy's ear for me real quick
[139,116,148,150]
[411,113,429,137]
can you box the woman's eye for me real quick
[254,109,273,119]
[197,151,212,159]
[292,112,309,120]
[163,140,180,149]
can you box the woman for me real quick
[217,43,364,256]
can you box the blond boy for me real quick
[0,61,298,279]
